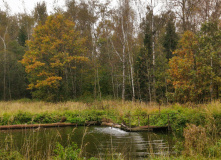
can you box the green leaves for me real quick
[168,22,221,103]
[53,142,81,160]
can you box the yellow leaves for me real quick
[37,71,51,77]
[62,55,89,64]
[50,57,64,68]
[21,13,88,100]
[71,67,76,69]
[73,56,89,63]
[27,61,45,70]
[22,55,45,73]
[168,31,200,102]
[28,84,35,90]
[35,76,62,89]
[169,31,197,82]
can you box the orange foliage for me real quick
[21,14,88,100]
[168,31,199,102]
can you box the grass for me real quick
[0,100,162,115]
[0,100,164,126]
[0,126,96,160]
[0,100,221,131]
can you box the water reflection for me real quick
[0,126,175,159]
[88,126,173,159]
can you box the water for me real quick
[0,126,176,159]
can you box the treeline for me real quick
[0,0,221,103]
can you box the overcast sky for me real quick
[0,0,66,15]
[0,0,119,15]
[0,0,164,16]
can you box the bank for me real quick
[0,100,220,159]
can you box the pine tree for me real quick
[163,18,178,60]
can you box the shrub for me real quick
[33,112,60,123]
[183,124,208,156]
[14,111,32,124]
[0,150,22,160]
[53,142,81,160]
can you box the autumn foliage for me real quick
[21,14,88,101]
[168,26,221,103]
[1,1,221,103]
[168,31,198,102]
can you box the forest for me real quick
[0,0,221,103]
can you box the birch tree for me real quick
[111,0,136,101]
[0,10,10,100]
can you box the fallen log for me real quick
[101,122,121,129]
[85,121,99,125]
[0,123,77,130]
[0,122,170,132]
[120,124,169,132]
[101,122,114,126]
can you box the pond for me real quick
[0,126,179,159]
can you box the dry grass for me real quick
[203,101,221,114]
[1,100,221,116]
[0,100,165,116]
[0,101,89,116]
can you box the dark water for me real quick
[0,126,177,159]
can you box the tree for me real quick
[18,13,34,46]
[34,1,48,25]
[163,15,179,60]
[0,9,21,100]
[21,14,88,101]
[0,10,8,100]
[135,47,150,101]
[167,31,199,102]
[111,0,136,102]
[7,40,30,99]
[65,0,99,99]
[136,5,170,103]
[198,21,221,101]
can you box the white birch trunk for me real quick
[0,27,8,101]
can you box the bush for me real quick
[0,113,11,125]
[183,124,208,156]
[53,142,81,160]
[14,111,32,124]
[206,139,221,158]
[33,113,60,123]
[0,150,22,160]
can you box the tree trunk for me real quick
[147,61,152,102]
[127,40,135,101]
[151,1,156,101]
[210,56,213,101]
[122,44,126,102]
[182,0,186,31]
[0,33,7,101]
[130,56,135,101]
[97,67,101,99]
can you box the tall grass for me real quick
[0,100,221,131]
[0,100,163,126]
[0,100,162,116]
